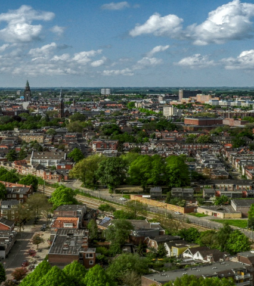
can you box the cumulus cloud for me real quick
[130,13,183,37]
[0,44,9,53]
[130,0,254,45]
[91,56,107,67]
[147,45,170,57]
[134,57,162,70]
[29,42,57,60]
[222,49,254,69]
[101,1,130,10]
[176,54,216,69]
[0,5,54,43]
[73,49,102,64]
[50,25,65,36]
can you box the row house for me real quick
[0,181,33,203]
[199,180,254,191]
[92,140,118,152]
[30,151,67,167]
[18,133,45,143]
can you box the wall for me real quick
[48,254,79,265]
[130,195,195,214]
[197,207,242,219]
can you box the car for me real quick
[174,212,182,215]
[40,226,46,231]
[119,197,127,201]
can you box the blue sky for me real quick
[1,0,254,87]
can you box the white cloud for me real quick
[102,68,134,76]
[129,0,254,45]
[91,56,107,67]
[0,44,9,52]
[101,2,130,10]
[0,5,54,43]
[50,25,65,36]
[134,57,162,70]
[176,54,216,69]
[147,45,170,57]
[51,53,71,62]
[73,49,102,64]
[222,49,254,69]
[129,13,183,37]
[29,42,57,60]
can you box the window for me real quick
[89,260,94,265]
[63,223,73,228]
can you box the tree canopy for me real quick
[19,175,39,191]
[63,261,87,286]
[49,185,78,210]
[84,265,116,286]
[67,148,84,163]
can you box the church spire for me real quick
[26,80,30,88]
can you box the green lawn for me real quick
[189,213,208,218]
[212,219,248,228]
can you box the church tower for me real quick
[24,80,31,101]
[58,90,64,118]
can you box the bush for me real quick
[12,268,28,281]
[98,204,116,213]
[113,210,136,219]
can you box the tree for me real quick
[49,186,78,210]
[216,223,233,252]
[106,253,149,283]
[178,228,200,242]
[32,234,44,250]
[36,266,75,286]
[197,230,218,249]
[248,204,254,227]
[157,244,167,257]
[87,219,98,241]
[19,260,51,286]
[0,183,6,200]
[6,150,18,162]
[46,128,56,135]
[0,170,19,183]
[104,219,134,254]
[165,156,190,187]
[214,195,230,206]
[19,175,39,191]
[11,268,28,281]
[101,124,121,136]
[63,261,87,286]
[148,155,167,186]
[196,135,213,143]
[226,230,251,254]
[113,210,136,219]
[67,148,84,163]
[125,201,148,218]
[69,112,87,122]
[11,203,32,232]
[84,265,116,286]
[18,149,27,160]
[0,263,6,284]
[70,155,104,188]
[127,102,135,109]
[67,121,84,133]
[98,204,116,213]
[232,137,246,148]
[26,193,51,218]
[96,157,126,192]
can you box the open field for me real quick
[212,219,248,228]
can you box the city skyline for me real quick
[0,0,254,87]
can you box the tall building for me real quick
[101,88,111,96]
[163,106,182,118]
[179,89,202,101]
[58,90,64,118]
[24,80,31,101]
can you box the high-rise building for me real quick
[101,88,111,96]
[58,90,64,118]
[24,80,31,101]
[163,106,182,118]
[179,89,202,101]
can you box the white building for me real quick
[163,106,182,118]
[101,88,111,96]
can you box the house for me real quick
[171,188,194,199]
[231,199,254,217]
[30,151,66,167]
[237,251,254,266]
[164,241,199,258]
[150,187,162,199]
[0,217,15,231]
[146,235,181,251]
[1,181,33,203]
[141,261,254,286]
[182,246,228,263]
[0,200,19,219]
[197,205,242,219]
[0,230,17,258]
[48,229,96,268]
[50,217,79,232]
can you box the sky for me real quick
[1,0,254,87]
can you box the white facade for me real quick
[163,106,182,118]
[101,88,111,96]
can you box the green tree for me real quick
[6,150,18,162]
[214,195,230,206]
[0,171,19,183]
[19,260,51,286]
[232,137,246,148]
[26,193,51,218]
[165,156,190,187]
[196,135,213,143]
[125,200,148,218]
[37,266,75,286]
[121,271,141,286]
[106,253,149,283]
[67,121,84,133]
[69,112,87,122]
[0,183,6,200]
[96,157,126,192]
[197,230,218,249]
[216,223,233,252]
[63,261,87,286]
[18,149,27,160]
[101,124,121,136]
[84,265,116,286]
[113,210,136,219]
[67,148,84,163]
[178,228,200,242]
[104,219,134,254]
[11,268,27,281]
[185,134,197,143]
[11,203,32,232]
[49,186,78,210]
[226,230,251,254]
[148,155,167,186]
[98,204,116,213]
[248,204,254,227]
[87,219,98,241]
[46,128,56,135]
[70,155,104,188]
[127,102,135,109]
[32,234,44,250]
[0,263,6,284]
[157,244,167,257]
[19,174,39,191]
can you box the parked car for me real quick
[40,226,46,231]
[174,212,182,215]
[119,197,127,201]
[21,260,29,267]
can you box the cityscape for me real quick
[0,1,254,286]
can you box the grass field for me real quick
[189,213,208,218]
[212,219,248,228]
